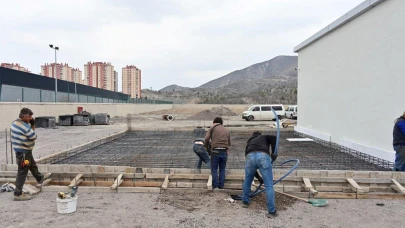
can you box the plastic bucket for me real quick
[56,195,78,214]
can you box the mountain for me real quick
[159,84,190,92]
[198,55,297,89]
[143,55,298,104]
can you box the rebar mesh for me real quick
[55,130,392,171]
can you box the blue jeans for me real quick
[393,145,405,171]
[193,144,211,169]
[211,149,228,188]
[242,152,276,213]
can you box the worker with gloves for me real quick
[393,111,405,171]
[241,131,278,218]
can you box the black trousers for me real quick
[14,151,43,196]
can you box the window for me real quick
[261,106,271,111]
[252,107,260,111]
[272,106,283,111]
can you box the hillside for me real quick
[143,55,298,104]
[159,84,190,92]
[198,55,297,89]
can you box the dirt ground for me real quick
[0,108,404,228]
[0,191,404,228]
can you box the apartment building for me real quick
[84,62,115,91]
[1,63,30,73]
[122,65,141,98]
[41,63,82,83]
[71,68,83,84]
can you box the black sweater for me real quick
[245,134,277,156]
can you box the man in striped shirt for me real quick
[11,108,44,201]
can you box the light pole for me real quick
[49,44,59,102]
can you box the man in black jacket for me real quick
[393,111,405,171]
[241,131,278,218]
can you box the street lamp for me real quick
[49,44,59,102]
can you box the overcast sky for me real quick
[0,0,361,91]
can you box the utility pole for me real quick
[49,44,59,102]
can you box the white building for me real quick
[294,0,404,162]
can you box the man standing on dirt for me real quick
[242,131,278,218]
[193,138,211,173]
[11,108,45,201]
[205,117,230,189]
[393,111,405,171]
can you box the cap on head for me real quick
[213,117,223,125]
[19,108,33,117]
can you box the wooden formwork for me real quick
[1,164,404,199]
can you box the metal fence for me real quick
[0,84,172,104]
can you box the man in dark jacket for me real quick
[193,138,211,173]
[393,111,405,171]
[205,117,230,189]
[242,131,278,218]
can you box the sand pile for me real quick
[188,110,219,120]
[210,106,238,116]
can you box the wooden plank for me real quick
[168,182,193,188]
[69,174,83,187]
[23,184,40,195]
[111,174,123,190]
[207,175,212,190]
[162,175,169,190]
[391,179,405,194]
[170,174,209,180]
[41,186,161,193]
[36,178,52,188]
[302,177,318,195]
[347,178,365,194]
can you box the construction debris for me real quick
[0,182,15,192]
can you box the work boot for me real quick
[242,202,249,208]
[14,193,33,201]
[266,211,278,219]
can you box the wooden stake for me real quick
[207,175,212,190]
[346,178,365,194]
[302,177,318,195]
[69,174,83,188]
[111,174,123,190]
[162,175,169,190]
[391,179,405,194]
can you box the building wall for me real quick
[114,71,118,92]
[295,0,404,161]
[0,103,249,130]
[0,102,173,130]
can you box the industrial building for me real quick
[294,0,404,162]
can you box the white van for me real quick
[242,104,285,121]
[285,105,298,119]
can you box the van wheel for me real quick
[247,116,254,121]
[277,115,282,120]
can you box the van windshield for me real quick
[248,106,256,111]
